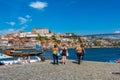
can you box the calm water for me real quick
[0,48,120,62]
[42,48,120,62]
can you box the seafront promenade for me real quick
[0,60,120,80]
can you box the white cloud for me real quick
[29,19,32,22]
[29,1,48,10]
[0,29,17,35]
[18,17,27,24]
[6,22,16,26]
[26,15,31,18]
[18,25,27,31]
[66,1,76,6]
[0,27,27,35]
[26,15,32,22]
[114,31,120,33]
[0,15,32,35]
[18,15,32,25]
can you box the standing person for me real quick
[76,44,85,64]
[61,44,68,64]
[52,45,59,65]
[81,45,85,60]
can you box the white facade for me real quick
[19,32,38,38]
[61,38,74,42]
[32,28,49,34]
[0,39,8,46]
[39,33,53,38]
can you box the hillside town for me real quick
[0,28,120,50]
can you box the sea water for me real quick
[42,48,120,62]
[0,48,120,62]
[69,48,120,62]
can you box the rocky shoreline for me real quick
[0,60,120,80]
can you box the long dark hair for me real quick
[54,45,57,48]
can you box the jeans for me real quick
[76,53,82,64]
[53,54,58,64]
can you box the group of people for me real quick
[52,44,85,65]
[52,44,68,65]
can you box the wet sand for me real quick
[0,60,120,80]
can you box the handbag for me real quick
[66,51,69,56]
[60,50,62,54]
[67,53,69,56]
[57,52,60,57]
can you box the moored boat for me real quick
[2,49,42,57]
[0,49,43,65]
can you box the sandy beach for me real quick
[0,60,120,80]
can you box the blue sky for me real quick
[0,0,120,35]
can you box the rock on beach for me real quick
[0,60,120,80]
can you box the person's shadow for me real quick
[0,62,4,65]
[72,60,78,64]
[50,61,63,65]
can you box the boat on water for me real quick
[2,44,43,57]
[0,47,43,65]
[0,53,13,59]
[4,50,42,57]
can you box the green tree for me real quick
[55,40,61,44]
[117,42,120,46]
[71,33,75,36]
[78,38,83,43]
[51,35,56,41]
[36,35,42,41]
[44,36,48,40]
[49,30,52,33]
[67,41,71,45]
[90,36,96,39]
[94,41,101,46]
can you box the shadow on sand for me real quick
[72,61,78,64]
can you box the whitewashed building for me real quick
[32,28,49,34]
[19,32,38,38]
[32,28,54,37]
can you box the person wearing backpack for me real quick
[61,44,68,64]
[52,45,59,65]
[76,44,85,64]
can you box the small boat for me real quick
[0,53,13,59]
[5,52,41,57]
[2,49,42,57]
[0,56,42,65]
[0,49,43,65]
